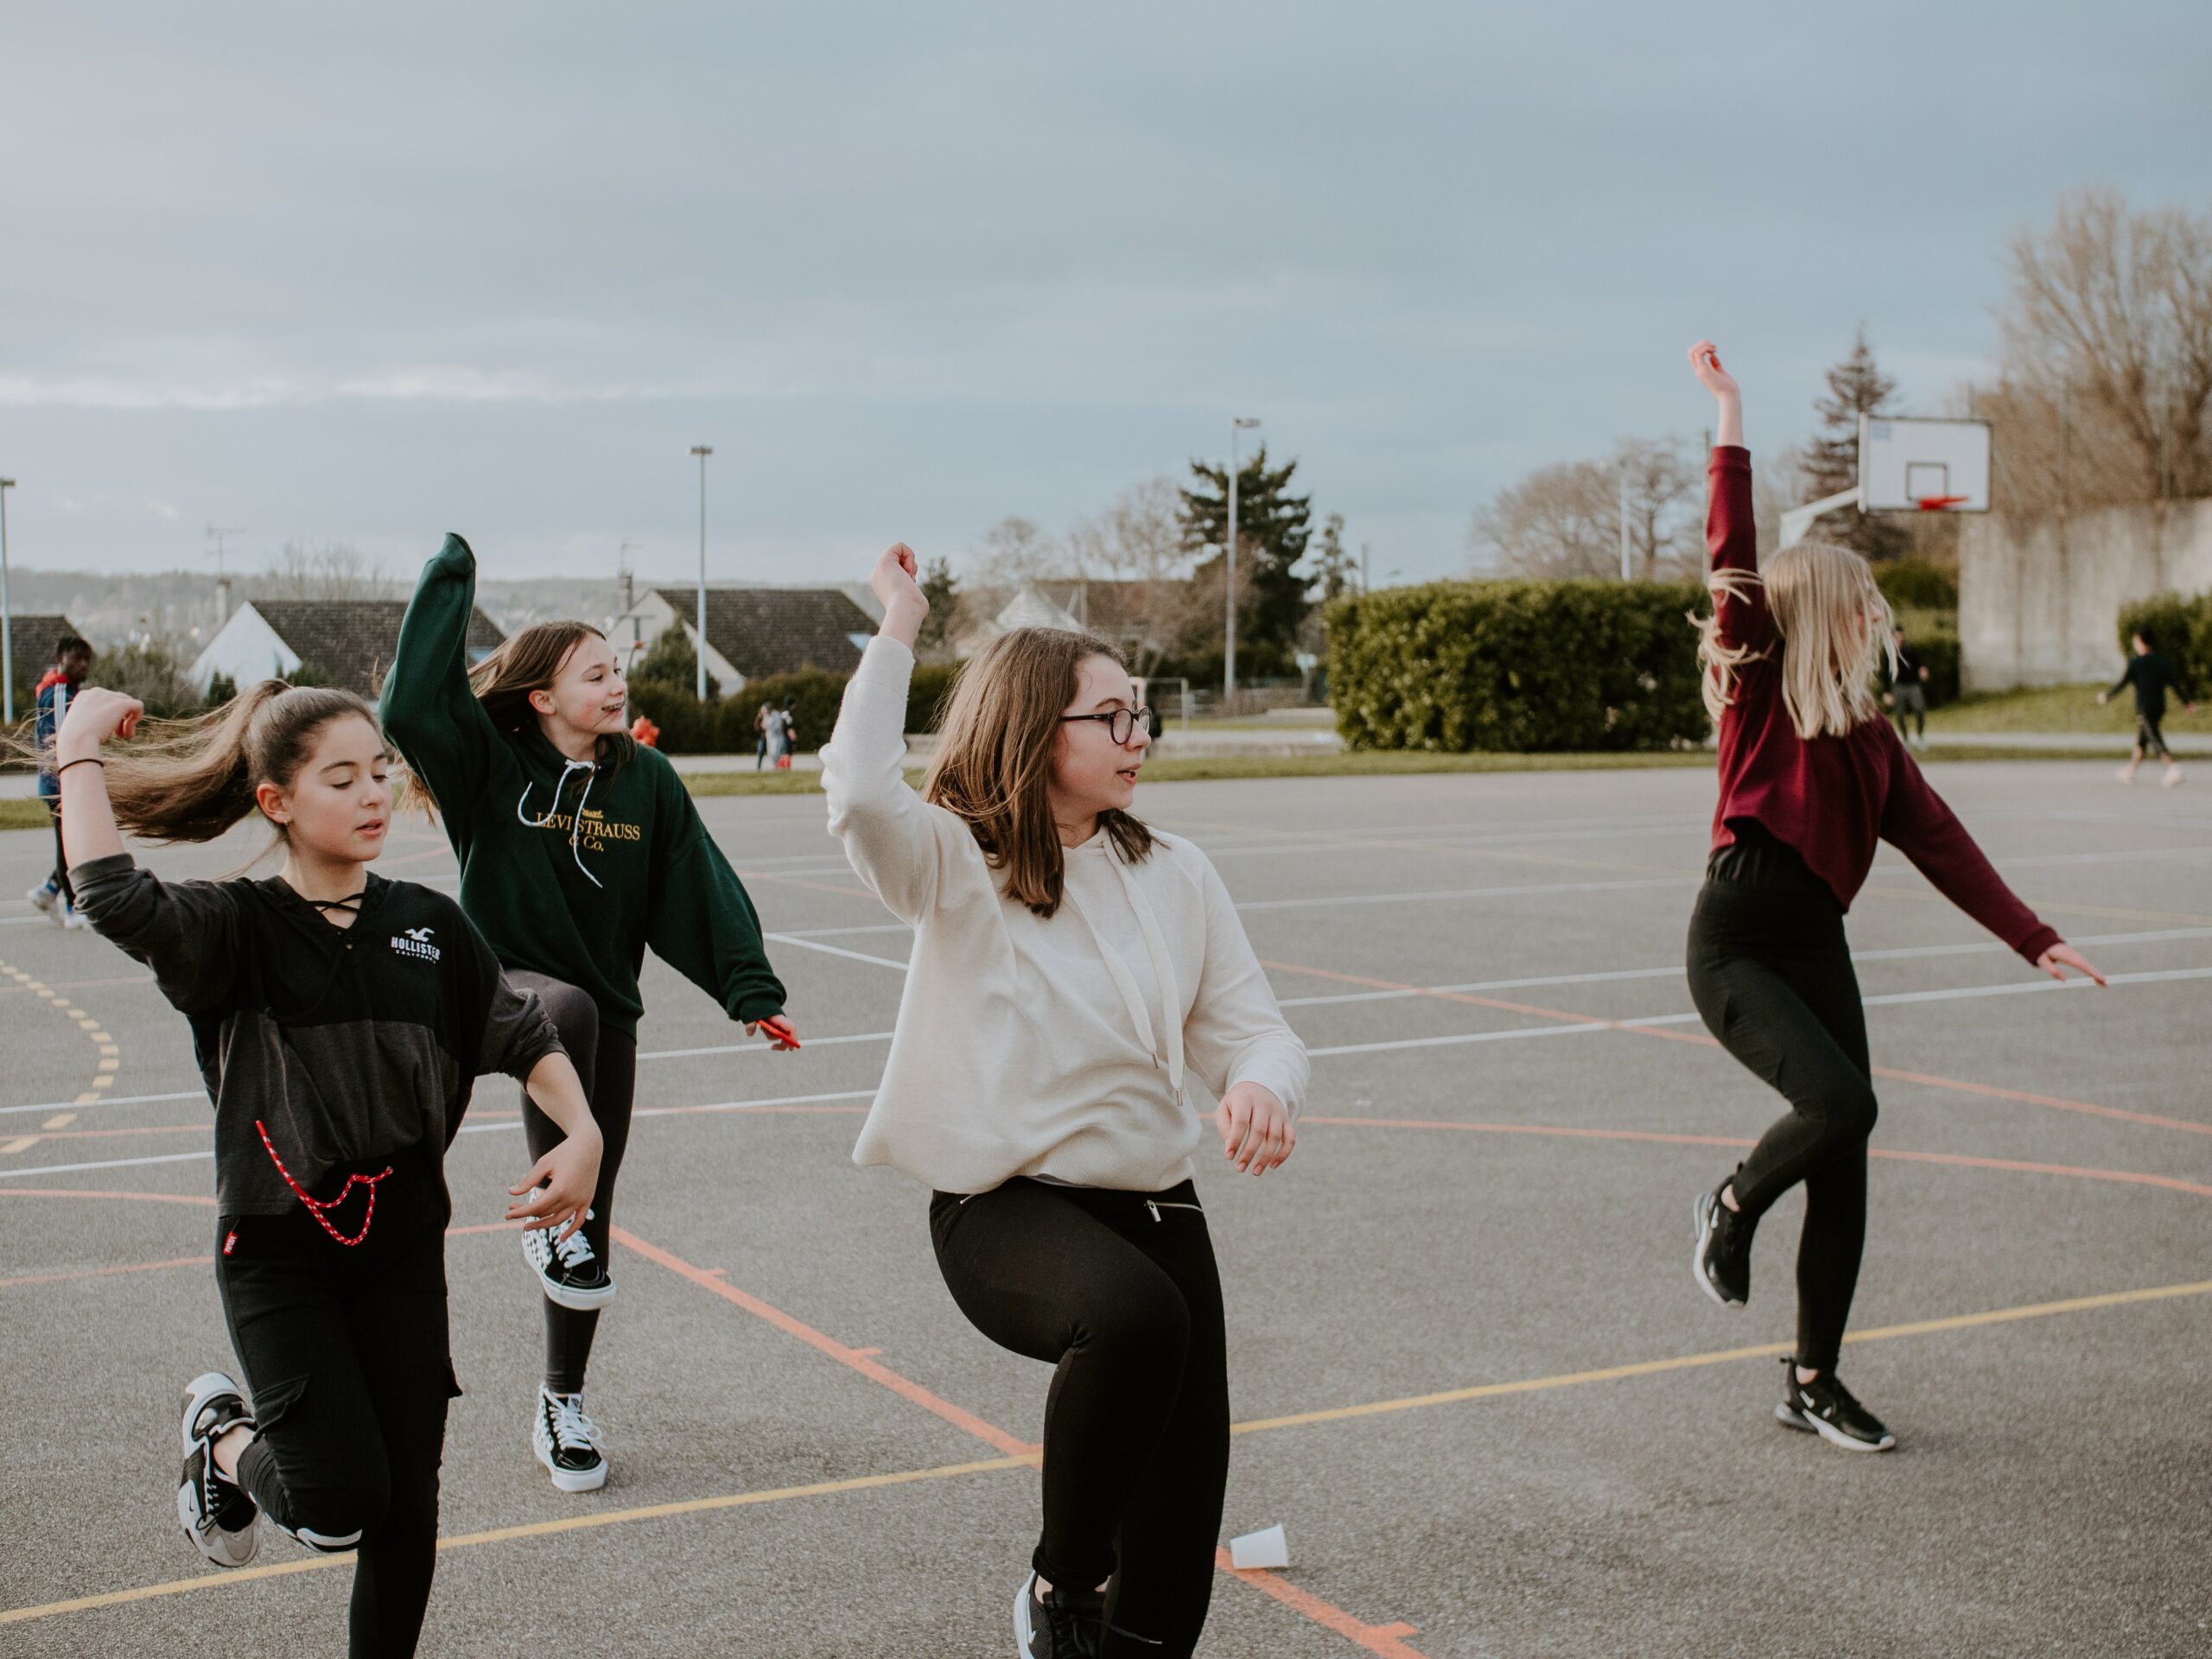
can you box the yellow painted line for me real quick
[43,1114,75,1130]
[0,1455,1033,1626]
[1231,1277,2212,1434]
[7,1278,2208,1629]
[0,1136,36,1155]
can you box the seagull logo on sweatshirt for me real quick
[391,925,442,963]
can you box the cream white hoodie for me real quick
[821,637,1309,1194]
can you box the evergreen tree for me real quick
[1805,326,1910,561]
[915,556,962,657]
[1178,445,1313,657]
[1310,512,1356,604]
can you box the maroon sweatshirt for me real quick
[1705,447,2060,963]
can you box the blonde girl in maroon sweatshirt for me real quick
[1682,340,2105,1452]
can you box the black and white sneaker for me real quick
[532,1387,608,1492]
[1014,1573,1103,1658]
[1692,1184,1751,1307]
[521,1215,615,1311]
[1776,1360,1897,1452]
[177,1371,260,1567]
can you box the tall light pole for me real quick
[690,445,713,701]
[0,478,16,726]
[1225,416,1260,706]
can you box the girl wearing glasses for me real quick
[823,544,1308,1659]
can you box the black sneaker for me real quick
[521,1215,616,1311]
[1776,1360,1897,1452]
[1692,1184,1751,1307]
[177,1371,260,1567]
[1014,1572,1103,1658]
[532,1386,608,1492]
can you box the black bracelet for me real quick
[54,757,105,777]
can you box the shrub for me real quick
[1873,556,1959,612]
[1890,608,1961,708]
[1325,579,1709,753]
[2116,591,2212,691]
[626,658,969,757]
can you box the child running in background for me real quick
[26,632,93,927]
[823,544,1306,1659]
[381,534,797,1495]
[47,679,601,1658]
[2099,628,2198,787]
[1683,340,2105,1453]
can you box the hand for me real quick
[869,543,928,644]
[1883,692,1895,708]
[1688,339,1739,401]
[2035,944,2106,986]
[55,687,144,762]
[2096,691,2107,706]
[1216,1082,1295,1176]
[506,1123,603,1241]
[747,1014,801,1051]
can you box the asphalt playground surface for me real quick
[1,760,2207,1657]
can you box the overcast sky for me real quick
[4,0,2206,588]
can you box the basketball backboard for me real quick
[1858,416,1992,512]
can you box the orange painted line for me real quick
[0,1186,215,1206]
[1305,1116,2212,1198]
[611,1224,1039,1459]
[0,1122,209,1142]
[1262,957,2208,1135]
[0,1254,210,1289]
[1213,1548,1430,1658]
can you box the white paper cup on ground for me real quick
[1229,1523,1289,1571]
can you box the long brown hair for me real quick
[923,627,1153,918]
[399,620,632,816]
[10,681,383,848]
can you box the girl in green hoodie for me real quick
[383,533,798,1494]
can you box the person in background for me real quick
[1880,625,1930,752]
[2100,628,2198,787]
[753,700,772,770]
[28,632,95,928]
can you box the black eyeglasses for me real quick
[1058,707,1156,744]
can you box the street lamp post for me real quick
[690,445,713,702]
[1226,416,1260,708]
[0,478,16,726]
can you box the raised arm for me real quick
[820,545,980,925]
[379,534,502,818]
[55,688,245,1014]
[1690,340,1767,652]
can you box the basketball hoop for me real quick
[1916,494,1969,512]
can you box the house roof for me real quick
[649,587,874,681]
[246,600,505,696]
[5,613,82,696]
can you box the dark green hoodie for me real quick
[380,535,785,1038]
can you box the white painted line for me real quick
[773,923,913,939]
[1236,876,1695,914]
[637,1031,894,1063]
[0,1149,213,1179]
[766,932,912,970]
[1863,965,2212,1006]
[0,1090,205,1119]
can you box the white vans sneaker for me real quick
[531,1387,608,1492]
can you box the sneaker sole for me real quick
[1774,1400,1896,1452]
[1013,1574,1037,1656]
[1691,1192,1741,1308]
[534,1438,609,1492]
[177,1478,260,1567]
[180,1370,245,1453]
[532,1270,619,1313]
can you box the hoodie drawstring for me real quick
[516,759,606,888]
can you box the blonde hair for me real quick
[922,627,1153,917]
[1694,541,1897,740]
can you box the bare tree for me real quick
[973,516,1070,591]
[1064,477,1192,675]
[1470,437,1701,580]
[255,541,393,602]
[1988,186,2212,510]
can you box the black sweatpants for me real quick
[1686,865,1877,1374]
[215,1151,455,1658]
[931,1178,1229,1659]
[512,972,637,1394]
[2136,711,2173,760]
[44,799,73,905]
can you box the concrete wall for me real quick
[1960,499,2212,690]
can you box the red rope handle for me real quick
[255,1120,393,1248]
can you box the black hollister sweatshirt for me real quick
[71,855,564,1219]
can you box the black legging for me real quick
[216,1151,454,1658]
[930,1178,1229,1659]
[1686,860,1877,1374]
[512,973,638,1395]
[45,799,73,905]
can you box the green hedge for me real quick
[627,658,966,756]
[1889,608,1960,708]
[1874,557,1959,612]
[1325,580,1709,753]
[2117,592,2212,691]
